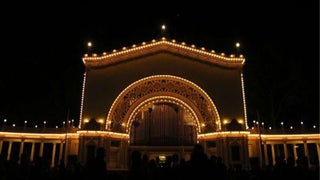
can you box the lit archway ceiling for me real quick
[106,75,221,133]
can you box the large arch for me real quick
[106,75,221,134]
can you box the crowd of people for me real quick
[0,144,318,180]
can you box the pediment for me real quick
[82,37,245,69]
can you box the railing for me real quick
[0,126,79,133]
[248,128,319,134]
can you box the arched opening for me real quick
[130,102,196,146]
[106,75,221,133]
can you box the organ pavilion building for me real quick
[0,37,319,171]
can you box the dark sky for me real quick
[0,1,318,129]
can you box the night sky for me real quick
[0,1,318,129]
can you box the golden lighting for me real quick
[82,38,245,68]
[238,119,244,124]
[98,119,104,124]
[79,72,87,128]
[77,131,129,138]
[235,42,240,48]
[106,75,221,131]
[241,73,248,129]
[0,132,79,139]
[248,133,320,141]
[161,25,166,30]
[83,118,89,123]
[223,119,229,124]
[198,131,250,139]
[87,42,92,47]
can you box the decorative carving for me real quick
[109,77,218,133]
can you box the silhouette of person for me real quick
[84,147,107,179]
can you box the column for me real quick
[316,142,320,163]
[263,143,269,166]
[19,140,25,163]
[283,143,288,161]
[7,141,12,160]
[271,144,275,166]
[30,142,35,161]
[293,143,297,166]
[59,142,64,161]
[39,142,44,157]
[64,136,69,165]
[51,143,57,167]
[303,141,309,157]
[303,141,310,167]
[0,140,3,154]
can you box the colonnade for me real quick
[249,134,320,168]
[0,139,65,167]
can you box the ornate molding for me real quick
[107,75,221,133]
[82,38,245,68]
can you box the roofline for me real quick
[82,37,245,69]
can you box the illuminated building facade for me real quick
[0,38,319,170]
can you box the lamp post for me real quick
[24,120,27,129]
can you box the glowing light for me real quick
[313,125,316,129]
[241,73,248,129]
[235,42,240,48]
[300,121,303,125]
[82,38,245,68]
[161,24,166,30]
[87,42,92,47]
[198,131,250,139]
[107,75,221,131]
[79,72,87,128]
[223,119,229,124]
[4,119,7,123]
[0,132,79,139]
[269,126,272,130]
[83,118,89,123]
[98,119,104,124]
[24,120,27,124]
[12,124,15,127]
[290,126,293,129]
